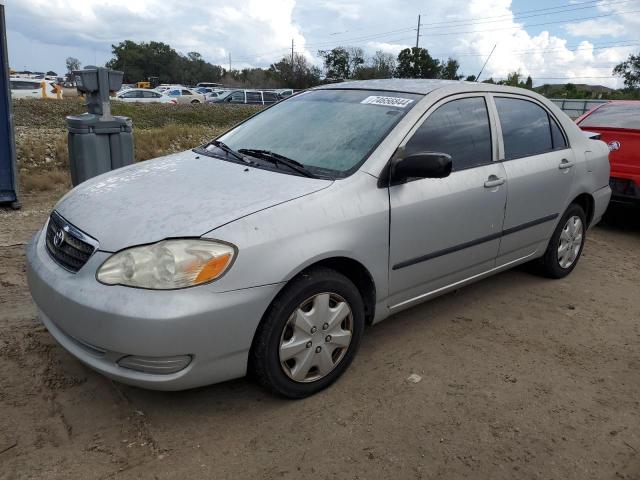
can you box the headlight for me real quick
[96,239,236,289]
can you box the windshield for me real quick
[580,103,640,130]
[215,89,421,176]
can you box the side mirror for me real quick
[391,151,452,184]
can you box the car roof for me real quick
[313,78,535,96]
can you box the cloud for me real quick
[366,41,411,55]
[565,19,626,38]
[5,0,305,70]
[3,0,636,87]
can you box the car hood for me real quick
[55,150,332,252]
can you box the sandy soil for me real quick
[1,191,639,480]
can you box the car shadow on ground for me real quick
[598,205,640,233]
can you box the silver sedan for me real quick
[27,79,611,398]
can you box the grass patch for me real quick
[20,169,71,193]
[12,98,262,129]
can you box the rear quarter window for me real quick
[579,104,640,130]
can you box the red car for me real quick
[576,101,640,207]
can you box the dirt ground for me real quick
[1,190,639,480]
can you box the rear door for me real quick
[491,95,575,265]
[388,94,507,308]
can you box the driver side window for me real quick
[404,97,492,172]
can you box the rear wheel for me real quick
[190,99,200,104]
[538,204,586,278]
[249,267,364,398]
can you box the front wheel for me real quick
[249,267,364,398]
[538,204,586,278]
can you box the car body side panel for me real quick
[203,171,390,300]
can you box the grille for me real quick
[45,212,97,272]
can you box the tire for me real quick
[191,99,200,104]
[538,203,587,279]
[249,267,365,399]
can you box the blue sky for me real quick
[2,0,639,87]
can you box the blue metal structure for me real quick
[0,4,19,208]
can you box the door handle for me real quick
[484,175,505,188]
[558,159,575,170]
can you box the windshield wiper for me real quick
[238,149,318,178]
[205,140,252,164]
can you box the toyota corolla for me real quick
[27,79,611,398]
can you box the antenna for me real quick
[475,44,496,82]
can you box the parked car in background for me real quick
[275,89,294,99]
[577,101,640,208]
[197,82,223,89]
[195,87,228,102]
[10,78,62,99]
[221,89,279,105]
[27,79,610,399]
[165,87,206,104]
[113,88,177,104]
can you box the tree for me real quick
[439,58,462,80]
[106,40,223,84]
[396,47,441,78]
[46,70,57,76]
[66,57,81,73]
[525,75,533,89]
[317,47,364,79]
[268,53,322,89]
[465,74,476,82]
[613,53,640,89]
[353,50,396,79]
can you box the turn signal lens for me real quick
[97,239,236,289]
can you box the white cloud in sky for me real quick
[3,0,638,87]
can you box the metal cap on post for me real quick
[67,66,133,186]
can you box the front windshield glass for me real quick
[215,89,422,176]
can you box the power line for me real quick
[414,9,640,37]
[235,6,639,60]
[419,0,634,29]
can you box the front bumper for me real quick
[26,228,283,390]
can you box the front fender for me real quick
[203,172,390,302]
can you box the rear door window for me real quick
[229,91,245,103]
[263,92,278,103]
[579,103,640,130]
[404,97,492,171]
[246,92,263,104]
[495,97,555,160]
[11,80,40,90]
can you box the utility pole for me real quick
[415,14,421,49]
[228,53,232,73]
[291,39,294,65]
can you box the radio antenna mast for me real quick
[475,44,496,82]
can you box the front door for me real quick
[388,95,507,308]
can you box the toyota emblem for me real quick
[608,140,621,152]
[53,229,65,248]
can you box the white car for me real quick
[114,88,177,104]
[10,78,62,99]
[164,87,206,104]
